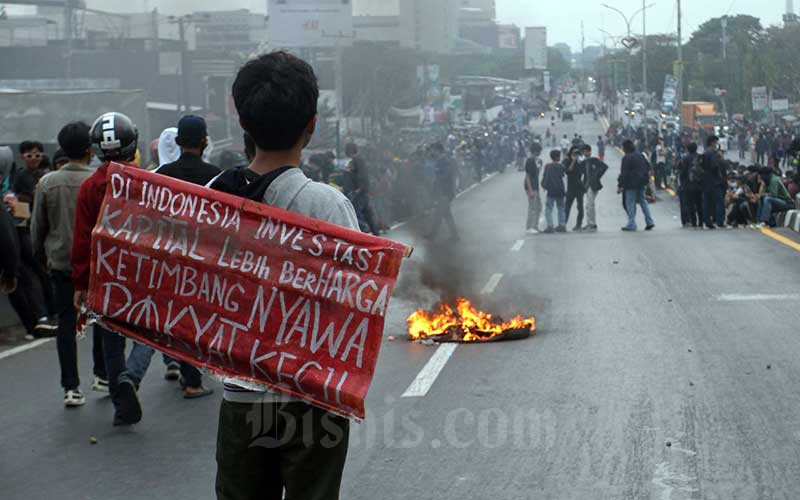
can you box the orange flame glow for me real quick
[406,298,536,342]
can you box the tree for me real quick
[547,47,571,81]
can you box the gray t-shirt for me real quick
[223,168,361,404]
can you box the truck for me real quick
[682,101,718,130]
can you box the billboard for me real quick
[268,0,354,48]
[752,86,768,112]
[497,25,520,49]
[524,27,547,70]
[772,98,789,111]
[662,75,678,113]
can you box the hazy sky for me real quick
[7,0,788,50]
[496,0,786,49]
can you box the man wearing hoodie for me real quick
[31,122,107,406]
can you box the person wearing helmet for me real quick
[71,112,147,426]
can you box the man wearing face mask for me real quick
[564,146,586,232]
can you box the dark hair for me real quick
[581,144,591,152]
[430,142,444,153]
[345,142,358,156]
[19,140,43,154]
[687,142,698,153]
[232,51,319,152]
[622,140,635,153]
[706,135,719,148]
[57,122,91,160]
[550,149,561,161]
[530,143,542,154]
[243,132,256,162]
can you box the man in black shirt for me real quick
[154,115,218,399]
[525,143,543,234]
[345,143,380,236]
[564,146,586,231]
[581,144,608,232]
[426,142,459,241]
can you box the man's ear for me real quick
[303,115,318,148]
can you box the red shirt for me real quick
[71,162,135,291]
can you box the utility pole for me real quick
[322,30,355,159]
[677,0,683,131]
[168,15,195,120]
[642,0,647,104]
[721,16,728,60]
[581,20,586,96]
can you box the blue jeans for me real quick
[545,195,566,228]
[759,196,793,224]
[624,188,654,229]
[703,187,725,227]
[99,325,154,408]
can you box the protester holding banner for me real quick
[210,50,360,500]
[71,112,148,426]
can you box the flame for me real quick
[406,298,536,342]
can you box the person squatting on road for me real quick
[541,149,567,234]
[524,142,543,234]
[618,139,655,232]
[210,51,356,500]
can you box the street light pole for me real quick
[677,0,683,131]
[601,3,655,103]
[642,0,647,104]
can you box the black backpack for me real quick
[689,155,705,184]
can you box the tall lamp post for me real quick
[601,2,655,103]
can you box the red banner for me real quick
[87,164,410,419]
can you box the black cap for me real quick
[175,115,207,147]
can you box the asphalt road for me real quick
[3,110,800,500]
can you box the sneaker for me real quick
[621,226,636,232]
[525,228,539,235]
[542,227,555,234]
[92,377,110,393]
[34,317,58,337]
[572,225,583,232]
[645,224,655,231]
[706,224,716,230]
[113,380,142,426]
[164,363,180,381]
[64,389,86,407]
[555,225,567,233]
[755,222,768,229]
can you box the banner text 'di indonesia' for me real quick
[87,164,410,419]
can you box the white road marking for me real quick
[0,338,53,361]
[510,239,525,252]
[715,294,800,302]
[480,273,504,295]
[402,344,458,397]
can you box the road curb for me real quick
[777,210,800,233]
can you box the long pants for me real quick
[352,191,380,236]
[428,197,458,238]
[18,227,54,316]
[163,355,204,389]
[545,195,566,228]
[526,192,542,230]
[51,270,79,390]
[757,152,766,165]
[585,189,598,227]
[680,189,704,227]
[728,201,753,226]
[565,190,584,228]
[216,400,350,500]
[759,196,794,224]
[98,325,154,409]
[703,187,725,227]
[623,188,654,229]
[7,261,44,336]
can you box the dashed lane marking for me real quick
[401,344,458,398]
[480,273,504,295]
[0,338,53,361]
[510,240,525,252]
[715,293,800,302]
